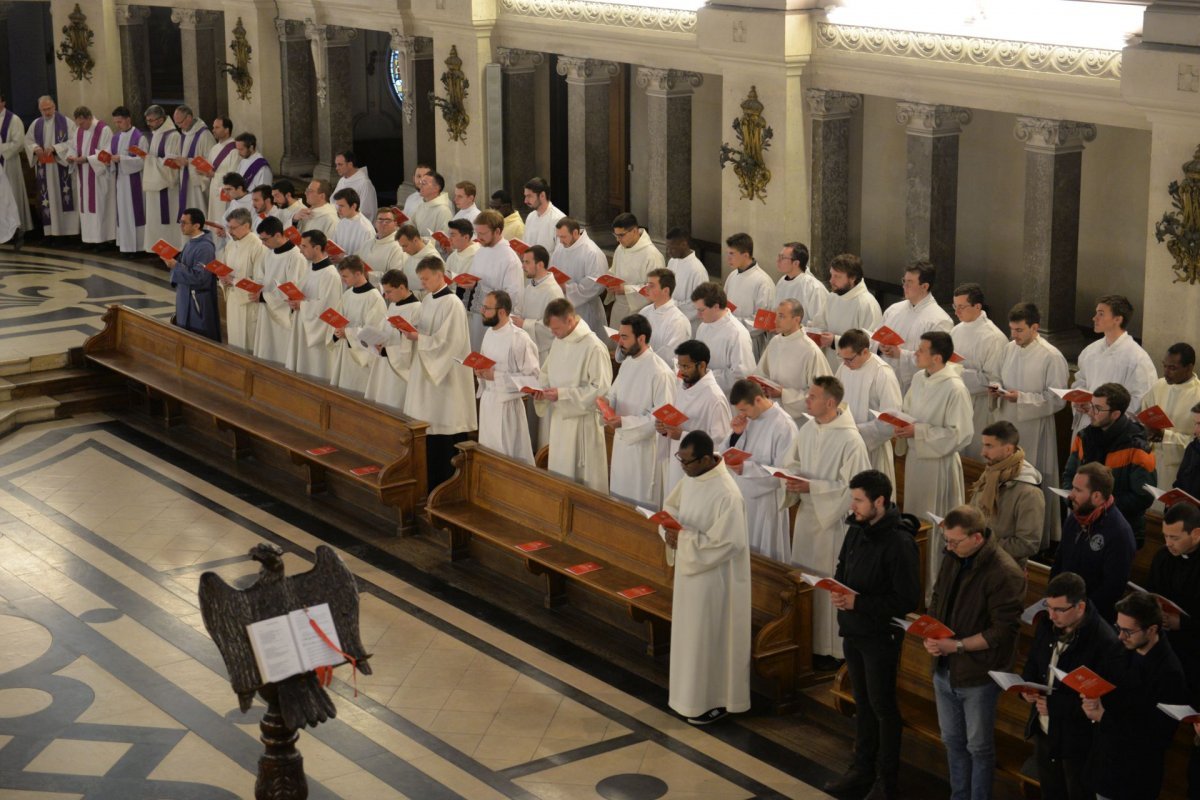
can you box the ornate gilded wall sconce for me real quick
[1155,145,1200,285]
[429,45,470,143]
[719,86,773,203]
[55,3,95,82]
[220,17,254,101]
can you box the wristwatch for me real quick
[955,640,966,654]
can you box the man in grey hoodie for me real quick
[967,420,1046,567]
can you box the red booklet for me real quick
[277,282,305,302]
[593,274,625,290]
[1137,405,1174,430]
[516,540,551,553]
[284,226,302,246]
[460,352,496,370]
[509,238,530,256]
[1052,387,1093,404]
[387,315,417,334]
[306,445,338,456]
[190,155,214,174]
[753,309,778,331]
[451,273,480,287]
[950,352,965,363]
[748,374,782,393]
[800,573,857,595]
[319,308,350,328]
[235,278,262,294]
[219,188,231,203]
[127,145,147,158]
[646,510,681,531]
[1127,581,1191,617]
[726,301,737,313]
[163,157,183,170]
[618,585,656,599]
[897,614,955,639]
[325,240,345,257]
[637,285,651,298]
[596,397,619,423]
[722,448,751,467]
[652,404,688,427]
[549,266,571,286]
[151,239,181,260]
[874,410,917,429]
[871,325,905,347]
[565,562,602,576]
[349,464,381,476]
[1057,666,1115,699]
[96,150,113,165]
[38,151,57,164]
[204,260,233,277]
[806,330,826,346]
[392,208,409,224]
[431,231,452,249]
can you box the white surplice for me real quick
[202,139,240,225]
[275,200,306,232]
[111,128,147,253]
[901,365,974,587]
[253,243,308,364]
[332,212,375,261]
[221,232,266,351]
[334,166,378,223]
[502,211,525,241]
[951,311,1009,459]
[363,297,421,411]
[753,330,832,422]
[663,461,751,719]
[879,294,954,393]
[725,403,799,562]
[331,284,387,393]
[71,121,115,243]
[140,120,181,250]
[696,311,755,398]
[0,166,18,241]
[837,354,904,485]
[551,230,608,338]
[668,252,709,334]
[0,109,31,231]
[451,203,480,225]
[995,335,1069,545]
[355,235,406,286]
[177,121,215,213]
[607,347,677,507]
[466,240,524,352]
[300,203,339,239]
[285,262,344,381]
[400,241,443,299]
[24,112,79,236]
[1071,331,1159,433]
[478,321,541,464]
[522,202,565,253]
[405,288,478,435]
[608,230,663,326]
[786,410,871,658]
[638,301,691,367]
[724,263,777,357]
[446,242,479,284]
[664,371,733,499]
[536,318,613,493]
[776,270,826,327]
[1142,375,1200,492]
[517,274,565,363]
[810,281,882,373]
[412,192,453,237]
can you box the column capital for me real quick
[556,57,618,84]
[635,68,702,97]
[1014,117,1098,153]
[170,8,221,29]
[497,48,544,73]
[114,4,150,25]
[806,89,861,121]
[275,18,306,40]
[304,19,356,47]
[896,102,972,136]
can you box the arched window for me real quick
[387,49,405,109]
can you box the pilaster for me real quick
[305,20,356,182]
[276,18,316,177]
[498,47,544,206]
[806,88,861,279]
[638,68,702,242]
[556,57,618,232]
[171,8,223,123]
[114,4,151,122]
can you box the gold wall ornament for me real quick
[1155,145,1200,285]
[429,45,470,143]
[220,17,254,101]
[55,3,95,82]
[719,86,773,203]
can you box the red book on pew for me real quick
[636,506,682,531]
[431,231,452,250]
[325,240,345,257]
[277,282,305,302]
[387,315,417,334]
[1137,405,1174,430]
[204,260,233,278]
[509,238,530,256]
[1054,666,1115,699]
[722,448,751,468]
[566,562,602,576]
[451,273,480,287]
[549,266,571,286]
[618,585,656,599]
[319,308,350,329]
[190,155,214,174]
[459,352,496,370]
[894,614,954,639]
[127,145,147,158]
[349,464,381,476]
[652,404,688,427]
[151,239,181,260]
[284,226,302,246]
[596,397,619,423]
[871,325,904,347]
[753,309,778,331]
[516,540,550,553]
[96,150,112,165]
[593,274,625,290]
[306,445,338,456]
[235,278,262,294]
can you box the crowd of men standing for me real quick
[4,93,1200,800]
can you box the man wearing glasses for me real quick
[354,208,407,286]
[1061,383,1157,548]
[1019,571,1119,800]
[215,207,266,351]
[876,261,953,393]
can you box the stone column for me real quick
[389,32,433,198]
[170,8,223,123]
[806,89,861,280]
[637,68,702,242]
[1014,117,1097,335]
[0,3,11,108]
[276,18,316,176]
[498,48,544,205]
[896,102,972,298]
[115,5,151,122]
[306,20,357,182]
[556,57,618,231]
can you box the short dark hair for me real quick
[1115,591,1163,632]
[234,132,257,149]
[253,184,273,202]
[1046,572,1088,605]
[257,216,284,236]
[1097,294,1133,329]
[729,378,764,406]
[849,470,892,504]
[725,232,753,257]
[838,329,871,353]
[272,179,296,200]
[338,255,367,274]
[332,187,360,209]
[556,217,583,234]
[396,223,420,241]
[416,255,445,274]
[647,267,675,295]
[181,207,205,226]
[944,504,987,537]
[301,229,328,249]
[1167,342,1196,367]
[380,268,408,288]
[429,172,446,192]
[1008,302,1041,326]
[814,375,844,404]
[1163,501,1200,532]
[524,176,550,197]
[489,290,513,314]
[981,420,1020,446]
[907,260,936,291]
[666,227,691,243]
[674,339,710,365]
[222,172,246,190]
[1092,382,1131,415]
[829,253,863,283]
[921,331,954,364]
[690,282,727,309]
[543,298,575,325]
[490,188,513,205]
[1077,462,1115,499]
[680,430,714,460]
[612,212,639,231]
[215,115,233,131]
[622,313,652,343]
[527,244,549,269]
[111,105,132,119]
[447,218,473,237]
[783,241,810,270]
[953,282,985,307]
[338,150,357,165]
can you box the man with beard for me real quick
[522,176,565,252]
[967,421,1045,567]
[475,290,541,464]
[658,340,732,499]
[811,253,882,373]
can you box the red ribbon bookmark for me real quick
[305,608,359,696]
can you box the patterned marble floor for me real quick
[0,415,829,799]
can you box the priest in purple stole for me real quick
[23,96,78,238]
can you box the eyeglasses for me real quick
[1088,405,1112,414]
[675,453,702,466]
[1046,602,1079,615]
[1115,624,1144,638]
[481,306,498,312]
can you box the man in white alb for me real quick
[512,244,564,364]
[638,268,691,366]
[252,216,308,365]
[451,180,481,224]
[293,179,338,238]
[138,104,180,251]
[475,290,540,464]
[693,282,755,397]
[666,228,709,334]
[331,187,376,261]
[752,298,831,424]
[107,107,146,254]
[400,163,432,221]
[333,151,377,223]
[25,96,79,240]
[836,329,904,485]
[608,212,664,328]
[285,229,344,381]
[465,210,523,352]
[775,241,826,328]
[1142,343,1200,492]
[812,254,882,373]
[444,217,479,280]
[1069,294,1158,433]
[356,208,406,284]
[271,180,306,231]
[950,283,1008,460]
[658,340,733,499]
[1,164,20,245]
[329,256,387,394]
[723,233,776,358]
[0,92,31,233]
[172,104,214,215]
[522,176,566,252]
[68,107,115,247]
[201,116,240,226]
[551,217,608,338]
[234,132,273,190]
[215,207,265,351]
[363,269,422,412]
[412,172,453,236]
[396,223,443,297]
[878,261,954,393]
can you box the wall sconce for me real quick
[429,45,470,144]
[1155,145,1200,285]
[719,86,773,203]
[219,17,254,102]
[55,3,95,82]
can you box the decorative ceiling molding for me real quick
[815,22,1122,80]
[498,0,697,35]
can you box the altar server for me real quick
[836,329,904,485]
[811,254,882,373]
[252,217,307,365]
[363,270,421,412]
[522,176,565,252]
[331,187,375,260]
[476,290,540,464]
[451,180,481,224]
[693,282,755,397]
[411,172,453,236]
[638,268,691,366]
[1069,294,1157,433]
[356,208,407,285]
[877,261,953,393]
[660,340,733,499]
[512,244,564,363]
[293,179,338,239]
[330,256,386,393]
[444,218,479,286]
[1142,343,1200,492]
[466,209,523,352]
[950,283,1008,459]
[608,212,663,327]
[284,230,344,381]
[774,241,825,328]
[551,217,608,338]
[24,96,78,239]
[723,232,776,358]
[333,151,377,223]
[752,298,831,423]
[666,228,709,334]
[397,224,443,297]
[271,180,305,231]
[216,207,266,351]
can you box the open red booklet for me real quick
[277,282,305,302]
[284,226,302,245]
[871,326,904,347]
[894,614,954,639]
[451,273,480,287]
[509,238,530,255]
[325,240,345,257]
[722,448,751,467]
[753,309,777,331]
[652,404,688,427]
[235,278,262,294]
[596,397,619,423]
[1054,665,1115,699]
[800,573,856,595]
[319,308,350,329]
[1051,387,1093,404]
[549,267,571,286]
[204,260,233,278]
[151,239,180,260]
[459,352,496,370]
[190,155,214,173]
[636,506,682,531]
[1137,405,1174,430]
[387,315,417,334]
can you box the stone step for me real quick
[0,352,70,378]
[50,387,129,417]
[1,367,123,402]
[0,396,60,437]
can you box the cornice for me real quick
[498,0,697,35]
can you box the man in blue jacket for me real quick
[161,207,220,341]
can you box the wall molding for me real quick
[498,0,697,35]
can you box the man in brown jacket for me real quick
[923,504,1025,800]
[968,420,1046,567]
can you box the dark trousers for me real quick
[1034,730,1091,800]
[843,633,904,785]
[426,432,468,489]
[1189,742,1200,800]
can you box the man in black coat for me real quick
[823,470,921,800]
[1021,571,1119,800]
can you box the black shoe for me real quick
[863,778,897,800]
[822,769,874,794]
[686,707,727,725]
[8,228,22,251]
[814,655,845,672]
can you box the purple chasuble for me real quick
[32,113,74,224]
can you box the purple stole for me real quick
[75,120,108,214]
[154,127,178,225]
[118,128,146,227]
[0,110,12,167]
[177,124,209,212]
[241,156,268,186]
[212,140,236,172]
[32,113,74,224]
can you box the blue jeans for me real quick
[932,667,1001,800]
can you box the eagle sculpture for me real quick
[199,543,373,731]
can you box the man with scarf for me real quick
[23,95,78,240]
[1062,382,1157,548]
[967,421,1045,567]
[1052,462,1136,622]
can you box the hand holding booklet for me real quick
[1142,483,1200,508]
[1158,703,1200,723]
[1051,387,1093,404]
[246,603,344,683]
[893,614,955,639]
[871,409,916,429]
[800,573,856,595]
[988,671,1051,695]
[1052,665,1115,699]
[636,506,681,531]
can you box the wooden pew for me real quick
[427,440,818,712]
[83,305,428,531]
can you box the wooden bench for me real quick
[83,305,428,531]
[427,440,822,711]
